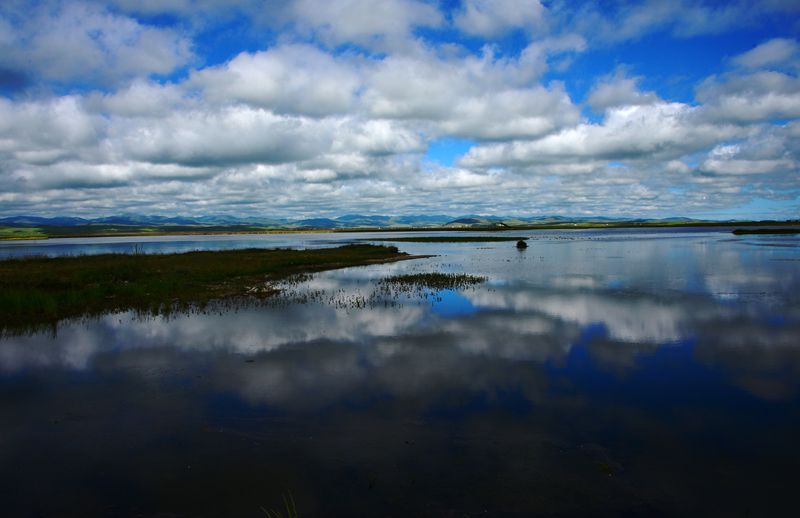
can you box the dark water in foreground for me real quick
[1,229,799,516]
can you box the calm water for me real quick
[1,229,799,516]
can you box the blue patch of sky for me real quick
[192,14,279,68]
[121,11,184,29]
[425,137,474,167]
[548,20,800,106]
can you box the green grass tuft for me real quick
[380,272,487,290]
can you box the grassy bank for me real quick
[0,227,47,240]
[0,244,414,334]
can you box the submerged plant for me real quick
[261,491,298,518]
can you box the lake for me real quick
[1,228,799,516]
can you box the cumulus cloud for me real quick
[0,0,797,219]
[733,38,799,69]
[697,71,800,123]
[0,96,102,165]
[85,80,187,118]
[699,124,799,176]
[363,46,581,140]
[289,0,442,50]
[461,102,741,169]
[0,1,192,87]
[587,68,659,110]
[117,106,337,167]
[454,0,545,38]
[330,119,424,156]
[192,45,362,116]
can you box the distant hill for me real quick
[0,216,90,226]
[0,213,459,229]
[445,216,508,228]
[2,213,796,236]
[295,218,340,229]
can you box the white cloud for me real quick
[454,0,545,38]
[732,38,799,69]
[363,47,580,140]
[701,157,795,176]
[0,1,798,219]
[116,106,336,167]
[0,1,192,87]
[289,0,442,50]
[330,119,424,156]
[587,68,659,110]
[0,96,102,165]
[461,102,741,169]
[440,85,579,140]
[697,71,800,123]
[699,124,799,176]
[85,80,187,118]
[192,45,361,116]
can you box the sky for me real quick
[0,0,798,220]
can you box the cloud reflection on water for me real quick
[1,263,798,401]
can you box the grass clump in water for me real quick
[380,272,487,290]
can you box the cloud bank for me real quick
[0,0,798,219]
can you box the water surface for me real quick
[1,229,799,516]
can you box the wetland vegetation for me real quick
[0,244,415,334]
[380,272,487,290]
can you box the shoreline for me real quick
[2,221,799,241]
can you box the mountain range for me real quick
[0,214,713,230]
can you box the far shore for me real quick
[2,220,799,241]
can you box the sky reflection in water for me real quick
[1,229,799,516]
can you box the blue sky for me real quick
[0,0,798,219]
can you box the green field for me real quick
[0,227,47,240]
[0,244,414,335]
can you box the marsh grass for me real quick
[380,272,487,290]
[0,244,411,335]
